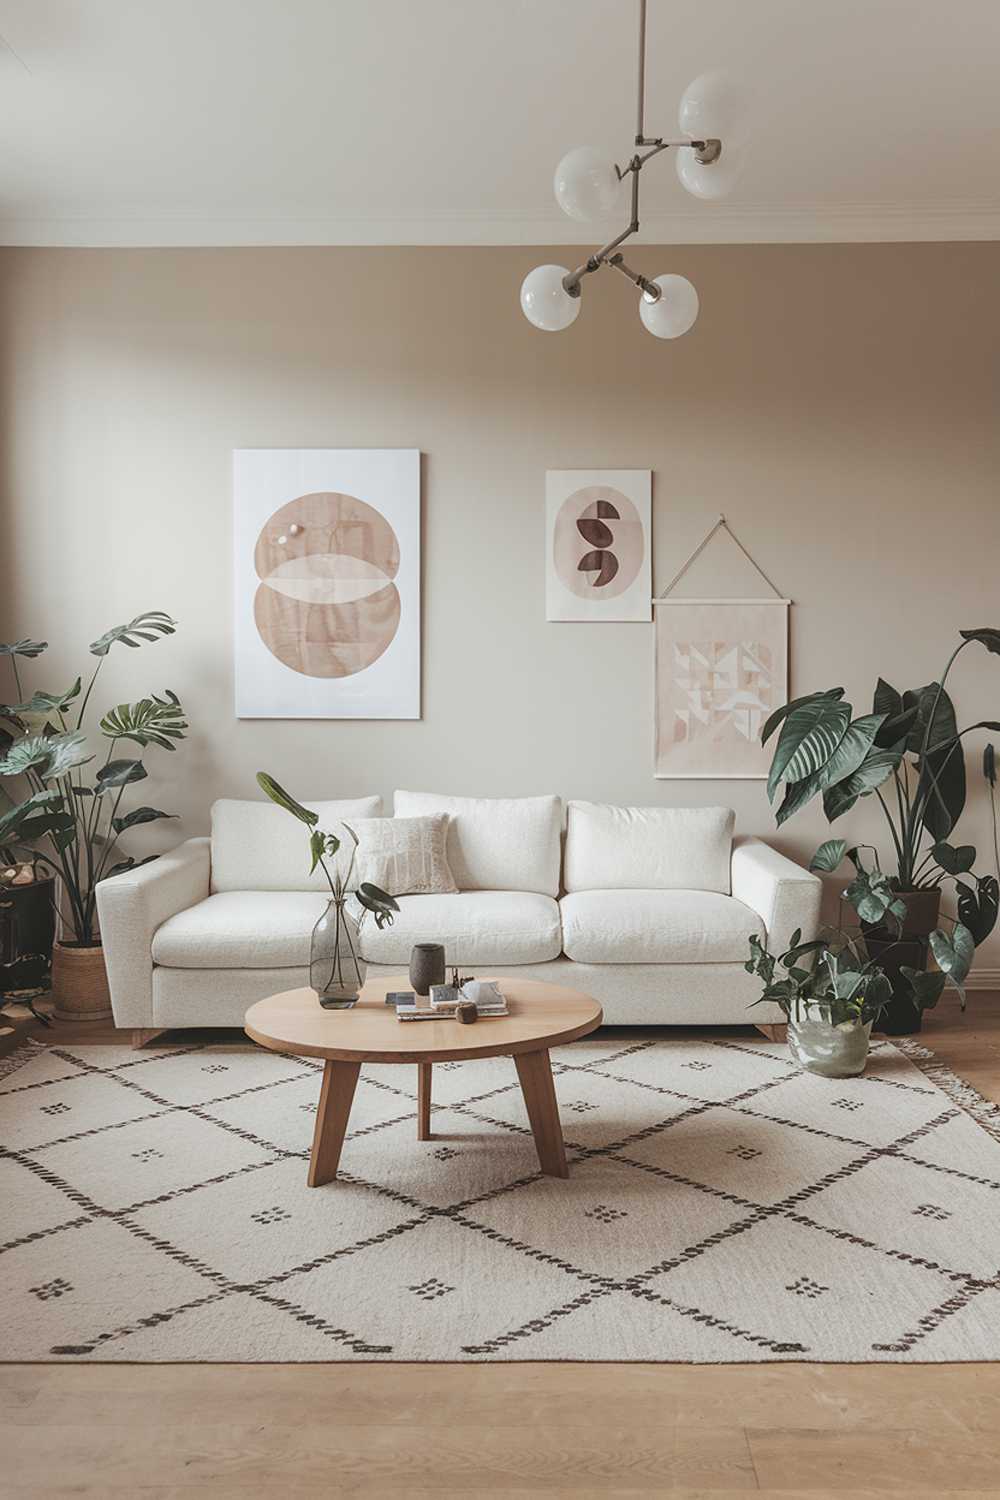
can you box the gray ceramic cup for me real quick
[409,942,446,997]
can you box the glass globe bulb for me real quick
[553,146,623,222]
[639,275,699,339]
[520,264,581,332]
[678,70,744,143]
[675,141,746,199]
[676,70,749,199]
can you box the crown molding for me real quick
[2,202,1000,248]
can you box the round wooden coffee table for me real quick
[245,975,603,1188]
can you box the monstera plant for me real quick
[0,614,186,1017]
[762,628,1000,1026]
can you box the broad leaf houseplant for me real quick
[0,614,186,1020]
[257,772,398,1007]
[762,628,1000,1033]
[746,927,892,1077]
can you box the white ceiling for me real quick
[2,0,999,246]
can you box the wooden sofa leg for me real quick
[132,1028,169,1050]
[755,1023,788,1043]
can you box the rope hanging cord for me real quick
[654,514,789,603]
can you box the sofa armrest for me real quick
[95,837,211,1027]
[730,836,822,955]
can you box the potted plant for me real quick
[761,629,1000,1033]
[256,772,398,1007]
[746,927,892,1077]
[0,615,186,1021]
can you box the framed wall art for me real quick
[233,448,420,719]
[546,469,651,622]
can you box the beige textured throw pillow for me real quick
[349,815,458,897]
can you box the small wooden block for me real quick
[756,1023,788,1043]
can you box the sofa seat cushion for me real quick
[357,891,562,966]
[559,889,764,965]
[152,892,329,969]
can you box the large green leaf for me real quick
[815,712,887,791]
[0,730,92,779]
[767,696,852,800]
[100,691,188,750]
[932,841,975,875]
[810,838,848,873]
[0,639,47,659]
[2,679,82,720]
[957,876,999,945]
[960,627,1000,655]
[0,789,61,840]
[0,734,56,777]
[929,922,975,1001]
[111,806,177,834]
[255,771,318,826]
[774,767,825,826]
[822,746,902,822]
[760,687,844,747]
[872,680,919,748]
[917,736,966,841]
[904,682,958,755]
[89,611,176,658]
[356,882,400,930]
[94,759,148,794]
[900,967,946,1012]
[873,678,901,719]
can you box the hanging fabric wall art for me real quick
[653,517,789,778]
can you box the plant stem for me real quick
[874,787,906,875]
[75,660,104,732]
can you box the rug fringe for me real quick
[893,1037,1000,1145]
[0,1037,46,1082]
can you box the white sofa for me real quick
[96,791,821,1035]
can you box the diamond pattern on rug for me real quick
[3,1036,1000,1362]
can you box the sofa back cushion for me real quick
[210,796,382,893]
[563,801,734,894]
[393,790,562,897]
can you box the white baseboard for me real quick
[967,969,1000,992]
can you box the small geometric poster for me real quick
[654,599,788,778]
[233,448,420,719]
[546,470,651,622]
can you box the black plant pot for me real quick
[862,889,942,1037]
[0,876,55,997]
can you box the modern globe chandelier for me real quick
[520,0,746,339]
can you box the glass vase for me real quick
[310,899,365,1009]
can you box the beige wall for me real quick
[2,243,999,969]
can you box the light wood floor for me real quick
[4,993,1000,1497]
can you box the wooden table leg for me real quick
[417,1061,432,1140]
[514,1048,569,1179]
[307,1059,361,1187]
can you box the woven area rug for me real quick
[4,1032,1000,1363]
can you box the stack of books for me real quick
[392,979,509,1021]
